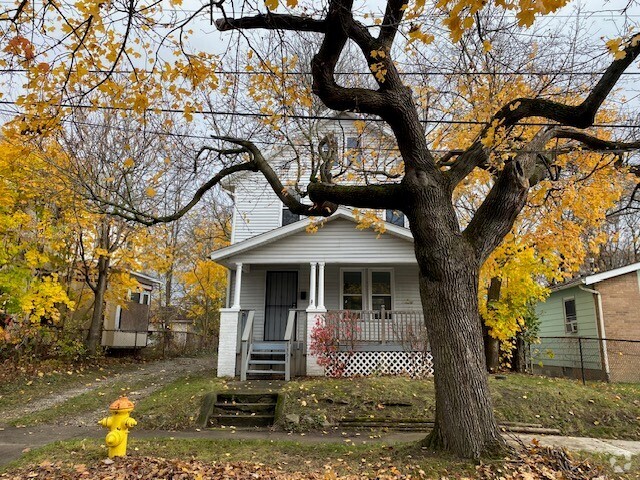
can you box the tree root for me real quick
[421,424,512,460]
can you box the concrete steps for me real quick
[199,392,281,428]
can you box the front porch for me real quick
[211,211,431,380]
[216,260,431,379]
[218,307,431,380]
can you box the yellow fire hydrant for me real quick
[98,396,137,458]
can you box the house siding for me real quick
[232,218,416,264]
[534,286,602,375]
[232,173,282,244]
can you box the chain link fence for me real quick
[528,336,640,383]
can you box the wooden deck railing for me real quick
[324,308,426,350]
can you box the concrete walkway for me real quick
[1,424,639,468]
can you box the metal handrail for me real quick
[240,311,255,381]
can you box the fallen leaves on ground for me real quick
[477,445,607,480]
[0,446,610,479]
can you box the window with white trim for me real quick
[563,297,578,333]
[129,290,151,305]
[341,269,394,311]
[342,270,363,310]
[370,270,392,310]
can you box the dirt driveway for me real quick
[1,356,215,426]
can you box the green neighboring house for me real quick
[534,262,640,382]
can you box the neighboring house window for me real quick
[386,209,405,227]
[370,270,392,310]
[282,206,300,226]
[130,290,150,305]
[141,292,150,305]
[564,298,578,333]
[342,270,363,310]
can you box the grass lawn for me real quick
[0,438,475,477]
[130,373,640,441]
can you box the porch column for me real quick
[232,263,242,309]
[306,310,326,376]
[317,262,325,310]
[217,308,240,377]
[306,261,326,376]
[309,262,317,310]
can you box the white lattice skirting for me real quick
[325,351,434,378]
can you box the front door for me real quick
[264,271,298,341]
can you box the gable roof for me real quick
[210,208,413,266]
[551,261,640,292]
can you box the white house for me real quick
[212,117,431,380]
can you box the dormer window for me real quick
[386,209,405,227]
[282,206,300,226]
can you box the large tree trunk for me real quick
[408,180,505,459]
[86,255,110,354]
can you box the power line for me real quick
[1,99,639,129]
[1,107,639,156]
[0,68,638,77]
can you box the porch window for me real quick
[282,206,300,226]
[342,271,363,310]
[370,271,392,311]
[385,209,405,227]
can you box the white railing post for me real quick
[306,309,325,376]
[309,262,317,310]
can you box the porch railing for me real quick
[239,310,255,381]
[285,309,307,379]
[324,308,426,350]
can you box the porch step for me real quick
[204,392,280,428]
[244,341,289,380]
[251,342,287,352]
